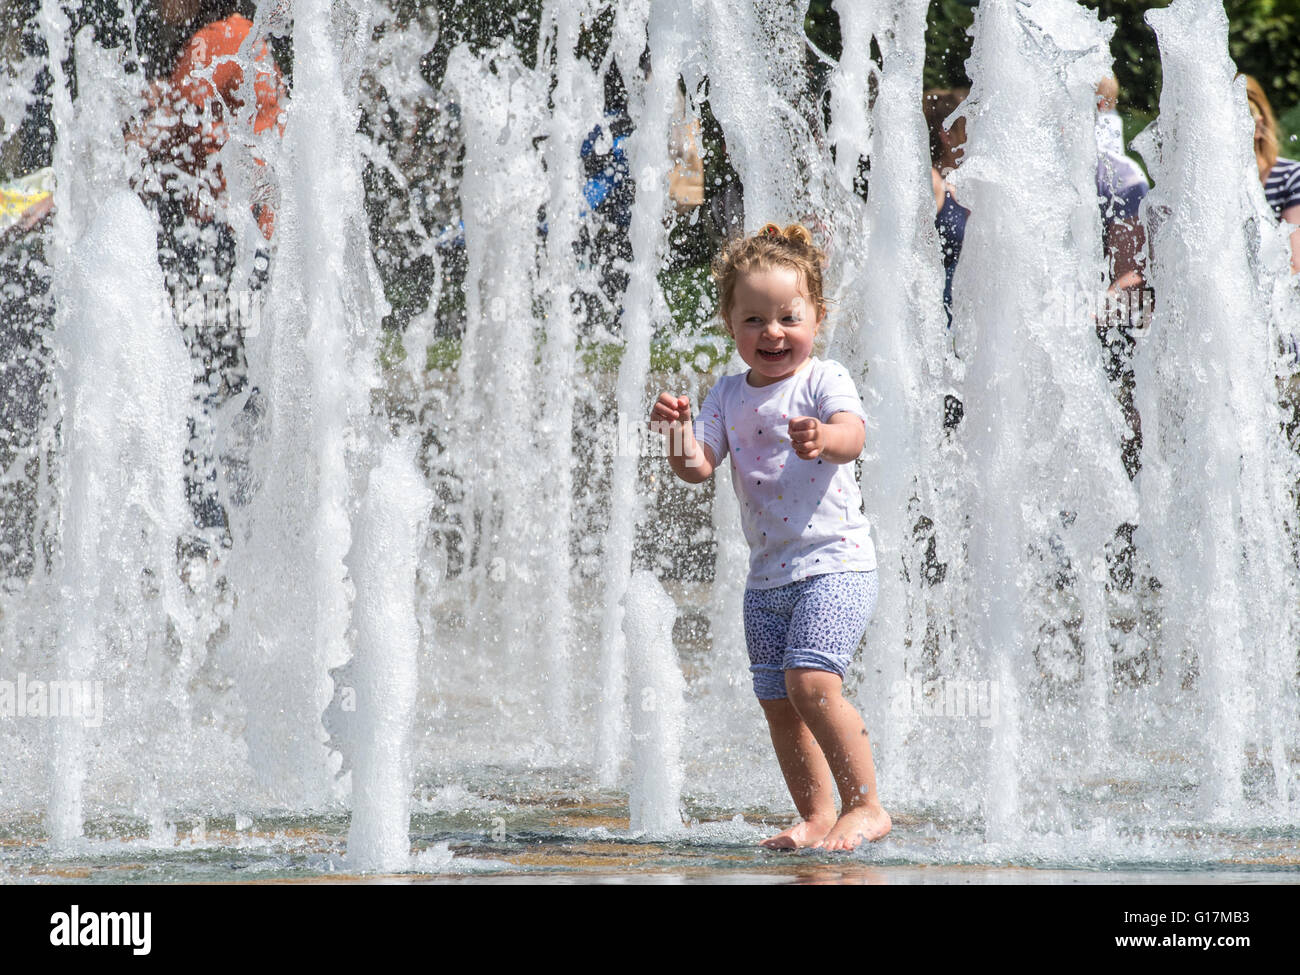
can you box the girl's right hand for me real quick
[651,392,714,482]
[650,392,692,430]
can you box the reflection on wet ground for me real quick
[4,790,1299,885]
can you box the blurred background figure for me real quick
[130,0,285,546]
[133,0,284,271]
[668,87,704,216]
[923,87,968,332]
[924,87,968,436]
[1244,74,1300,274]
[1095,76,1149,293]
[578,63,635,327]
[1092,76,1151,587]
[1094,75,1123,153]
[1092,76,1149,490]
[0,169,53,242]
[1244,75,1300,458]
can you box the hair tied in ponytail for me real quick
[713,220,830,324]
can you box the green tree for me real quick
[1226,0,1300,142]
[805,0,842,61]
[925,0,977,92]
[842,0,1300,149]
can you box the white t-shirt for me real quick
[693,357,877,589]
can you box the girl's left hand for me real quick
[788,416,823,460]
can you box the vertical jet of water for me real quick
[50,194,192,847]
[693,0,827,229]
[1134,0,1299,819]
[36,15,194,845]
[698,417,752,750]
[825,0,871,252]
[953,0,1131,840]
[441,41,549,733]
[827,0,950,804]
[537,1,604,744]
[36,7,83,847]
[345,440,432,873]
[595,0,689,785]
[624,570,686,835]
[227,0,380,803]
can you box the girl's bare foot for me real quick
[760,815,836,849]
[814,804,891,851]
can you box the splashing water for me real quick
[1133,0,1300,820]
[341,439,432,872]
[1,0,1298,878]
[624,569,686,837]
[947,0,1138,842]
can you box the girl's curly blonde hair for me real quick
[711,222,829,325]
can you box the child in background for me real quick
[650,223,890,850]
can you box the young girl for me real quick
[651,223,891,850]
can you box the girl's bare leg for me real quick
[785,668,891,849]
[757,697,838,848]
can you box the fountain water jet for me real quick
[48,191,195,848]
[30,15,198,846]
[1,0,1298,875]
[223,0,382,805]
[949,0,1135,839]
[595,0,689,785]
[624,569,686,836]
[343,439,432,873]
[1135,0,1300,818]
[535,0,604,742]
[826,0,952,802]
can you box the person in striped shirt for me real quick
[1245,75,1300,273]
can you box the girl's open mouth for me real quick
[758,348,790,360]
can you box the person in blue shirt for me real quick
[923,89,969,334]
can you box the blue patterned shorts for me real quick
[742,570,878,700]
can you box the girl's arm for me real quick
[651,393,716,483]
[787,412,865,464]
[1106,215,1147,291]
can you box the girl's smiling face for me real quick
[724,266,823,387]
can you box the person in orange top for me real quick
[129,1,285,539]
[135,1,284,239]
